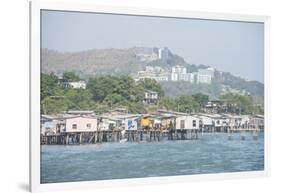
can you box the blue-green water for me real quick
[41,132,264,183]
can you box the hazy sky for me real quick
[41,10,264,83]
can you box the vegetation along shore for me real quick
[40,72,264,145]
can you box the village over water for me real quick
[41,48,264,145]
[41,97,264,145]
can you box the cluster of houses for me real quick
[131,47,215,84]
[133,65,215,84]
[41,108,264,145]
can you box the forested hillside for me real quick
[41,47,264,99]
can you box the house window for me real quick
[180,120,185,129]
[86,123,91,129]
[192,120,196,127]
[216,120,220,124]
[72,124,77,129]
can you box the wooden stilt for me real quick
[79,133,83,144]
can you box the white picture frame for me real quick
[30,1,270,192]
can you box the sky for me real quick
[41,10,264,83]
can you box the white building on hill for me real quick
[197,68,214,84]
[171,65,187,81]
[143,90,159,104]
[68,80,87,89]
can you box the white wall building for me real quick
[175,115,201,130]
[199,115,214,127]
[68,80,87,89]
[171,65,187,81]
[41,120,58,136]
[172,65,187,74]
[197,68,214,84]
[143,90,158,104]
[61,116,98,133]
[154,74,169,81]
[158,48,162,59]
[171,72,178,81]
[186,73,195,82]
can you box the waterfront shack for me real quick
[98,114,126,142]
[240,115,251,128]
[61,116,98,133]
[104,113,140,130]
[124,116,139,131]
[140,115,151,129]
[98,116,121,131]
[249,114,264,130]
[209,114,229,132]
[40,115,58,136]
[122,114,141,141]
[223,114,253,131]
[102,113,141,141]
[198,113,214,132]
[52,115,99,145]
[138,113,173,142]
[159,114,176,130]
[174,114,200,139]
[175,115,200,130]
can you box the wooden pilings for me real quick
[226,127,261,141]
[42,131,121,145]
[42,129,200,145]
[41,126,261,145]
[167,129,198,140]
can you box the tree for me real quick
[175,95,199,113]
[87,75,148,113]
[104,93,124,108]
[159,96,176,111]
[127,102,146,114]
[41,73,60,100]
[220,93,256,114]
[138,78,164,97]
[87,76,119,102]
[62,72,80,82]
[41,96,68,114]
[65,89,94,110]
[192,93,209,107]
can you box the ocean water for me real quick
[41,132,264,183]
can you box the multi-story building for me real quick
[171,72,179,81]
[154,73,169,81]
[161,47,170,61]
[196,68,214,84]
[171,65,186,81]
[172,65,187,74]
[134,65,214,84]
[171,66,195,83]
[184,73,195,83]
[158,48,162,59]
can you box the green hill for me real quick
[41,47,264,100]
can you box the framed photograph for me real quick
[30,1,270,192]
